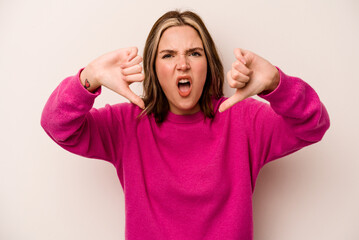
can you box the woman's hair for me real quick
[141,10,224,123]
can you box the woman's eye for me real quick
[162,54,172,59]
[191,52,201,57]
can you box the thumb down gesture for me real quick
[219,48,280,112]
[80,47,145,109]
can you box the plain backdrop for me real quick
[1,0,358,239]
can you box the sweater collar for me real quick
[165,110,205,124]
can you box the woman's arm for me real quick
[247,68,330,169]
[220,48,330,180]
[41,47,144,165]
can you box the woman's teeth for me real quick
[178,79,191,96]
[178,79,190,84]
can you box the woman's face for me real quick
[155,25,207,115]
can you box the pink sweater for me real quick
[41,68,330,240]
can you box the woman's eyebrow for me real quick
[158,47,204,54]
[158,49,176,54]
[187,47,204,53]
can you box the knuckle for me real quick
[231,71,239,79]
[228,79,236,88]
[239,82,246,88]
[242,68,249,76]
[232,61,238,68]
[137,64,142,72]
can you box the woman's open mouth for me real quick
[177,77,192,97]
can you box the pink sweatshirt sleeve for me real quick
[246,67,330,172]
[41,69,122,166]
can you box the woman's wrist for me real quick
[80,66,101,92]
[260,67,280,95]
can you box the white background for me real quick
[1,0,358,239]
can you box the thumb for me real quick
[218,88,252,112]
[117,85,145,109]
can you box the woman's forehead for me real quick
[157,26,203,51]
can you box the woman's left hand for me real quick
[219,48,280,112]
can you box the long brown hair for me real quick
[141,10,224,123]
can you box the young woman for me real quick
[41,10,330,240]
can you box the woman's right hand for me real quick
[80,47,145,109]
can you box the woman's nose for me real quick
[176,55,190,71]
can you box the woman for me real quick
[41,10,330,240]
